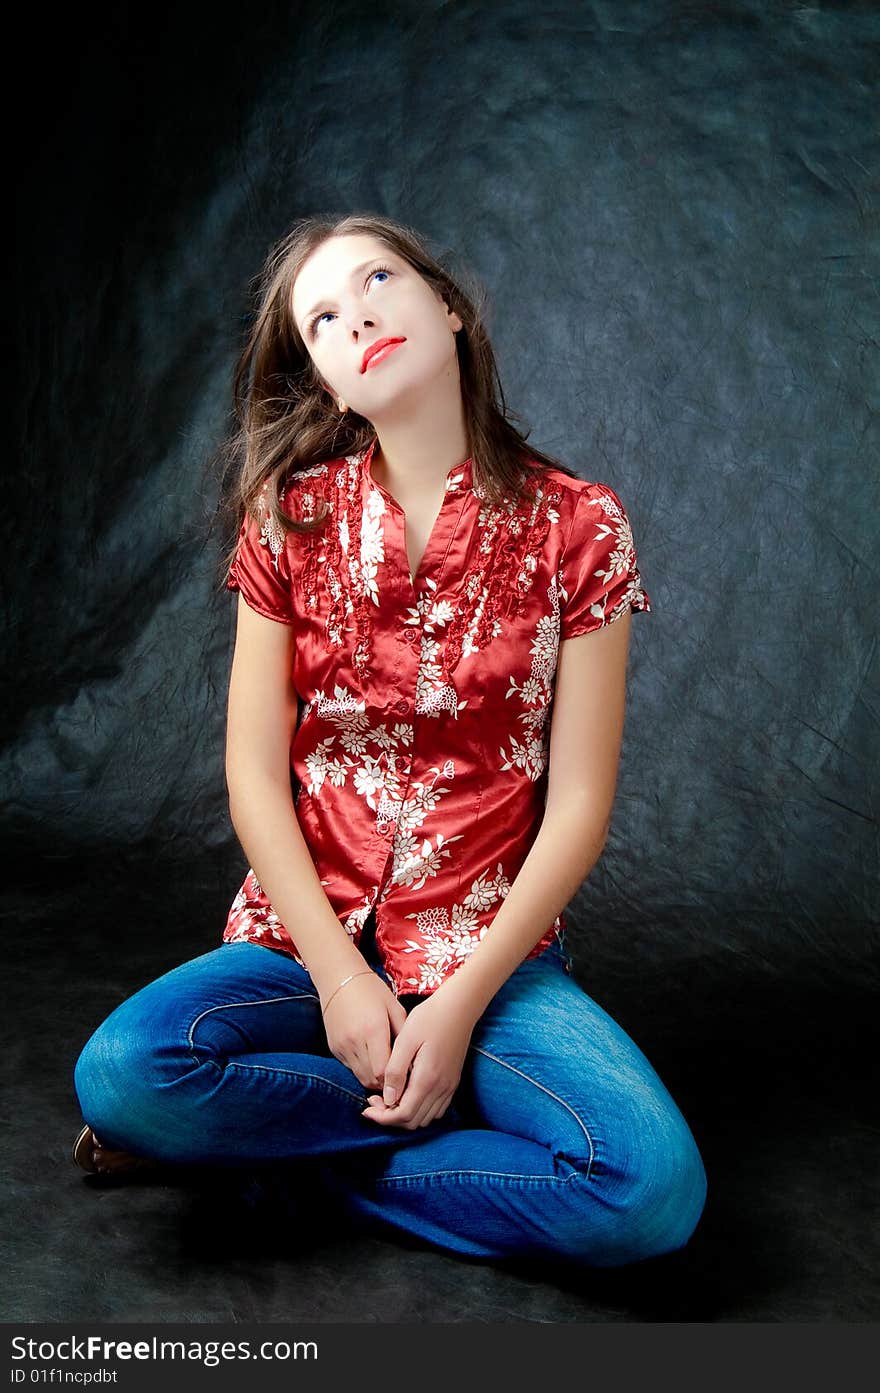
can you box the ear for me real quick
[436,285,463,334]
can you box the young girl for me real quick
[72,213,707,1269]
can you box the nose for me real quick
[350,316,375,338]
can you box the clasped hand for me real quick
[320,970,475,1130]
[362,989,475,1129]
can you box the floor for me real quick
[3,868,877,1323]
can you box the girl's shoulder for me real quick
[276,453,626,528]
[276,454,354,520]
[528,462,627,525]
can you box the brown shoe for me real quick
[71,1123,163,1180]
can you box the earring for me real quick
[337,398,348,413]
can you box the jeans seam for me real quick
[186,992,320,1067]
[224,1060,366,1107]
[373,1169,583,1188]
[470,1043,596,1179]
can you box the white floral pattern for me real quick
[223,440,651,995]
[498,574,564,781]
[411,577,469,718]
[223,866,367,967]
[398,861,511,992]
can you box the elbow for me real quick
[226,781,242,831]
[545,795,611,865]
[226,760,295,820]
[546,789,612,837]
[225,761,241,815]
[225,759,255,824]
[585,819,611,862]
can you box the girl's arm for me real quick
[363,609,633,1127]
[426,608,633,1024]
[225,594,367,1000]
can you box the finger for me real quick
[360,1094,384,1124]
[416,1090,453,1129]
[383,1075,435,1128]
[383,1038,417,1107]
[350,1050,381,1091]
[362,1106,416,1129]
[366,1024,392,1093]
[409,1089,446,1130]
[361,1099,406,1126]
[362,1080,430,1128]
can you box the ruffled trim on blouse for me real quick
[294,446,563,683]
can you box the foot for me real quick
[72,1123,161,1178]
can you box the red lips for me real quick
[361,337,406,373]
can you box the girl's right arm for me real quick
[225,594,406,1089]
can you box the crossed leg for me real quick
[316,948,708,1268]
[73,940,706,1267]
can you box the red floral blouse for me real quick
[223,436,651,997]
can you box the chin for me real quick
[361,376,426,419]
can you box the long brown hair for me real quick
[213,212,580,588]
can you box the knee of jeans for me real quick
[73,1010,187,1152]
[626,1124,708,1262]
[563,1113,708,1268]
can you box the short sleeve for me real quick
[558,483,652,640]
[226,489,296,625]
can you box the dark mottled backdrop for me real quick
[5,0,878,1325]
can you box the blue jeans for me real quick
[73,916,707,1268]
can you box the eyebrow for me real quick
[299,258,396,324]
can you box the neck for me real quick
[369,376,470,499]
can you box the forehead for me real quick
[292,234,398,318]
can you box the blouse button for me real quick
[376,820,390,835]
[403,628,418,643]
[393,698,409,714]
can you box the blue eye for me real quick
[307,264,392,335]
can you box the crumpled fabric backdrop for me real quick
[5,0,878,1324]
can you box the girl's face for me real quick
[291,233,463,421]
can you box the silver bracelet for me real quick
[321,969,374,1017]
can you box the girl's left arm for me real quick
[362,609,633,1129]
[442,606,633,1021]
